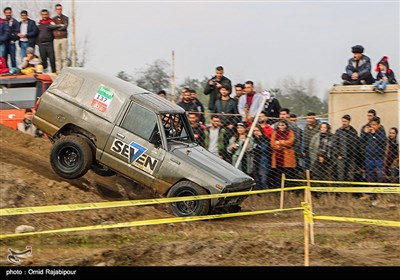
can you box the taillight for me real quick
[35,97,41,110]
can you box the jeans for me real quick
[373,80,389,91]
[5,42,17,68]
[19,41,29,61]
[365,159,384,183]
[0,44,5,58]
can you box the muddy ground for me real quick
[0,124,399,268]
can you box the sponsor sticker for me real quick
[91,85,114,112]
[111,139,158,174]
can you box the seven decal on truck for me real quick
[111,139,158,175]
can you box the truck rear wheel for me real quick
[167,181,210,217]
[50,135,93,179]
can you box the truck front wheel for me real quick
[50,135,93,179]
[167,181,210,217]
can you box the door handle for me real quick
[117,133,125,139]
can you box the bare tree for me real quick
[275,76,327,116]
[116,71,133,82]
[133,59,171,93]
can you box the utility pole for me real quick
[71,0,77,66]
[171,50,176,103]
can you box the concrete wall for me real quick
[328,84,399,134]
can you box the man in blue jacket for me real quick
[3,7,19,68]
[0,17,10,58]
[359,116,386,183]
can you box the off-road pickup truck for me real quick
[33,67,255,217]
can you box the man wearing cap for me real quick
[341,45,375,85]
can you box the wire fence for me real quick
[187,110,399,189]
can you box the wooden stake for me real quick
[280,173,286,209]
[306,170,315,245]
[303,202,310,266]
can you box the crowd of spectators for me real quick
[166,65,399,190]
[0,4,68,75]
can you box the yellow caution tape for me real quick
[0,207,303,239]
[301,202,313,224]
[0,186,306,217]
[313,215,400,227]
[285,178,400,187]
[311,187,400,193]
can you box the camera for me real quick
[210,79,217,87]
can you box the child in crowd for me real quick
[373,56,397,94]
[21,47,42,74]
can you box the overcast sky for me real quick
[41,1,400,98]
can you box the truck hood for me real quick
[171,145,254,186]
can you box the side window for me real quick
[121,103,157,141]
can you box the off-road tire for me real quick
[167,181,210,217]
[50,135,93,179]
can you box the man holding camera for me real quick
[204,65,232,111]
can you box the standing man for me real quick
[51,3,69,73]
[332,114,359,182]
[3,7,19,68]
[18,10,38,61]
[233,83,244,104]
[177,87,197,113]
[341,45,375,85]
[17,10,38,61]
[237,80,264,127]
[204,66,232,111]
[37,9,56,73]
[302,112,320,170]
[0,16,10,58]
[359,116,386,183]
[189,88,205,124]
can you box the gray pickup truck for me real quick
[33,68,255,217]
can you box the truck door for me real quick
[101,102,166,187]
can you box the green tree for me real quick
[275,77,327,118]
[134,59,171,93]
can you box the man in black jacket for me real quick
[17,10,38,60]
[204,65,232,111]
[37,9,56,73]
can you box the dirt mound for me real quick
[0,124,399,267]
